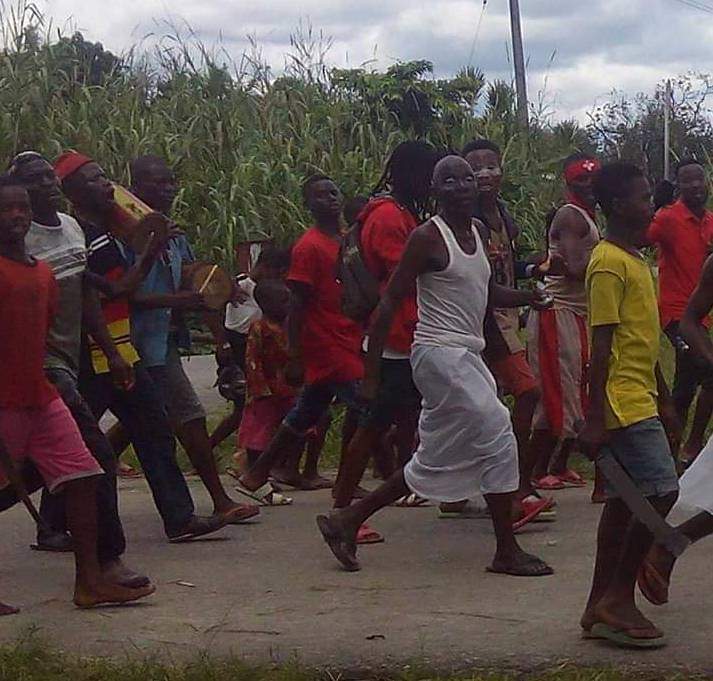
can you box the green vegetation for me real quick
[0,637,709,681]
[1,1,711,270]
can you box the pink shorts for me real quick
[0,398,103,494]
[238,396,296,452]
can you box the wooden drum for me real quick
[181,262,233,310]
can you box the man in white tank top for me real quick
[317,156,553,577]
[526,154,603,498]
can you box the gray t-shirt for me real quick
[25,213,87,376]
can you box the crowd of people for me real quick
[1,140,713,652]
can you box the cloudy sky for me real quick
[41,0,713,121]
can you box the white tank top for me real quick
[414,215,491,353]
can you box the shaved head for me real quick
[432,155,471,186]
[432,155,477,215]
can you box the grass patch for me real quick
[0,637,709,681]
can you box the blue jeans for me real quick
[80,365,194,536]
[284,380,364,434]
[38,368,127,563]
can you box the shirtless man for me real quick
[527,154,601,494]
[637,252,713,606]
[316,156,553,577]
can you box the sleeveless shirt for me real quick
[414,215,491,353]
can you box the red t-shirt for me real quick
[0,256,59,408]
[647,199,713,329]
[288,227,363,384]
[360,198,419,354]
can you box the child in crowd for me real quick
[579,162,680,648]
[211,246,292,458]
[236,279,297,504]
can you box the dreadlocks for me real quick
[373,141,437,220]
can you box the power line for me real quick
[467,0,488,66]
[670,0,713,15]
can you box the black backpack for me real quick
[336,219,381,324]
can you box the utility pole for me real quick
[508,0,528,130]
[663,79,672,181]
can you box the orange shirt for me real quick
[647,198,713,329]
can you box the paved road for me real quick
[2,357,712,674]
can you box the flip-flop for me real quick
[220,504,261,524]
[513,497,553,531]
[234,480,293,506]
[438,505,491,519]
[556,469,587,487]
[637,559,670,606]
[486,553,554,577]
[533,474,566,491]
[392,493,431,507]
[316,515,360,571]
[589,622,666,649]
[356,523,384,544]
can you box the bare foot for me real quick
[271,468,307,489]
[101,559,151,589]
[0,601,19,616]
[301,474,333,490]
[74,581,155,609]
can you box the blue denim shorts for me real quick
[284,380,364,435]
[603,417,679,499]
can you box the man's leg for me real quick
[209,403,242,450]
[301,411,333,487]
[582,494,677,639]
[239,383,335,492]
[582,419,679,644]
[107,368,223,541]
[44,369,149,587]
[154,346,254,518]
[65,476,154,608]
[318,469,410,570]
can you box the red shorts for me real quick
[489,350,538,398]
[0,398,103,494]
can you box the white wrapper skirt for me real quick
[403,345,519,502]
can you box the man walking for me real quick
[579,162,679,648]
[648,159,713,465]
[55,151,225,542]
[317,156,553,577]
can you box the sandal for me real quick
[556,469,587,487]
[588,622,666,649]
[637,558,670,606]
[234,480,293,506]
[356,523,384,544]
[220,503,260,524]
[316,515,360,571]
[513,497,553,531]
[392,493,430,507]
[533,474,566,491]
[486,552,553,577]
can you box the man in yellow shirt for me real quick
[579,162,679,649]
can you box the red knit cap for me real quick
[54,150,94,181]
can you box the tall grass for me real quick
[0,1,583,268]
